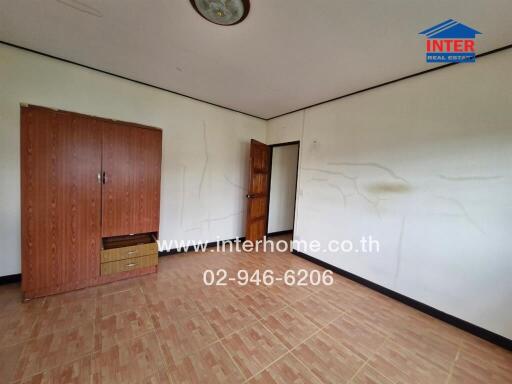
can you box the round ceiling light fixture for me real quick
[190,0,250,26]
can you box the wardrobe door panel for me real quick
[134,127,162,234]
[63,114,103,284]
[21,107,102,295]
[102,123,162,237]
[101,122,137,237]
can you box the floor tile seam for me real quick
[153,328,178,384]
[333,309,393,337]
[95,327,156,354]
[285,303,324,332]
[12,314,97,352]
[255,317,291,353]
[98,284,145,299]
[357,335,399,384]
[443,343,462,384]
[240,349,292,383]
[14,350,95,383]
[197,299,292,339]
[95,304,153,322]
[42,295,98,315]
[288,343,326,384]
[5,340,30,384]
[96,301,149,319]
[367,335,453,383]
[218,338,252,382]
[291,296,346,327]
[384,332,462,370]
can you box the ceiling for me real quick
[1,0,511,120]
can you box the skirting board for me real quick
[267,230,293,237]
[0,273,21,285]
[291,249,512,352]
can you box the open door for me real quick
[245,139,270,242]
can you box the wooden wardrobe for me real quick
[21,105,162,299]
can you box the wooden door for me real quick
[21,106,102,296]
[102,122,162,237]
[245,139,270,242]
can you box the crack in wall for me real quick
[203,211,243,223]
[302,166,383,216]
[328,183,353,208]
[184,226,201,233]
[185,211,243,234]
[301,110,306,140]
[57,0,103,17]
[180,165,201,233]
[372,198,388,219]
[328,161,410,184]
[435,195,485,234]
[303,177,355,210]
[198,121,209,200]
[393,216,407,288]
[182,123,245,235]
[438,174,503,181]
[224,175,245,190]
[179,165,188,230]
[302,167,353,177]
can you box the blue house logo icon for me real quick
[419,19,481,63]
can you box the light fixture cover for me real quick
[191,0,250,25]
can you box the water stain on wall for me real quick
[366,182,412,194]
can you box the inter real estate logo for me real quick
[419,19,481,63]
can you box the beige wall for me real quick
[266,49,512,339]
[0,43,266,276]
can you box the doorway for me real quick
[244,140,300,242]
[266,141,300,237]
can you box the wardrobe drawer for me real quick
[101,241,158,263]
[101,253,158,276]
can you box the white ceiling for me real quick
[1,0,511,119]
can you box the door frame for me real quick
[265,140,300,238]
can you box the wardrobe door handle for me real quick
[102,172,107,184]
[97,173,102,184]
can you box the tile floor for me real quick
[1,238,511,383]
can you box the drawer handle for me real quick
[126,263,137,267]
[127,251,138,255]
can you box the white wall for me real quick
[0,43,266,277]
[267,50,512,339]
[268,145,299,233]
[266,112,304,145]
